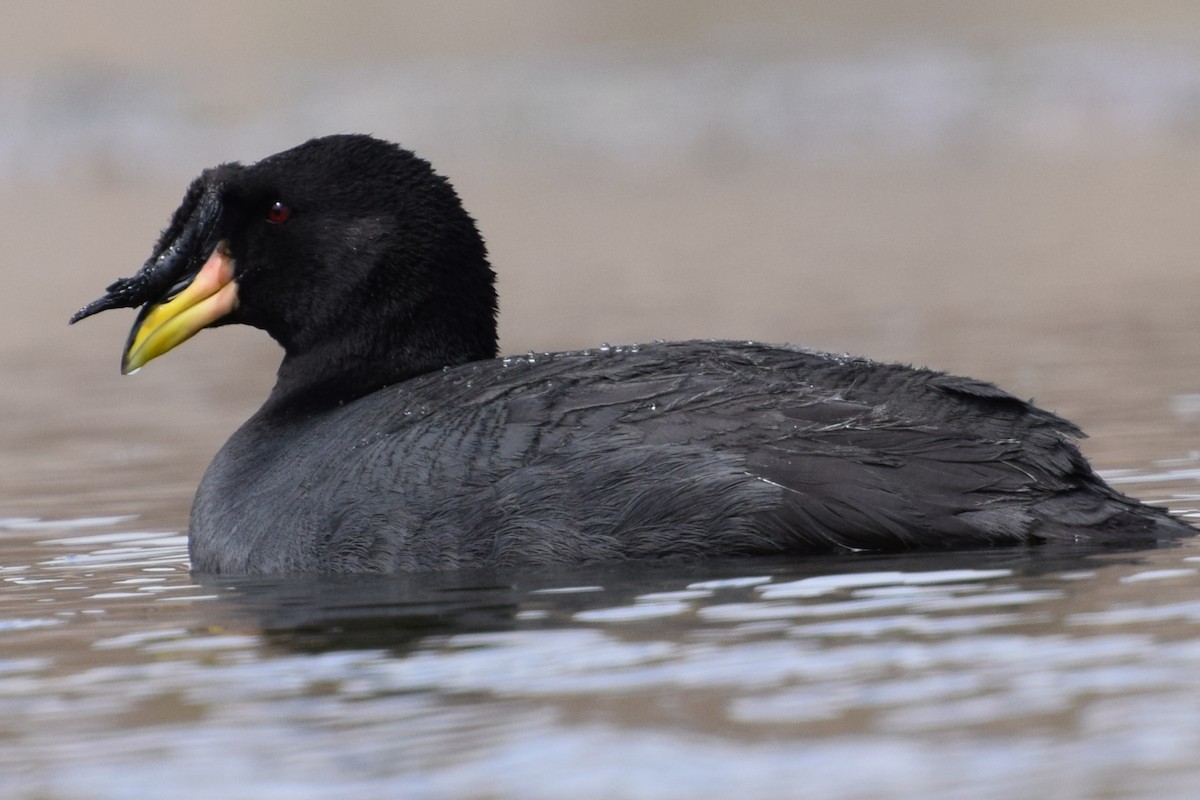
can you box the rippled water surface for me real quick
[5,508,1200,799]
[7,3,1200,798]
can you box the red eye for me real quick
[266,201,291,224]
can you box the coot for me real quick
[71,134,1193,573]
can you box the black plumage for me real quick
[71,134,1193,573]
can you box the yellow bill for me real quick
[122,245,238,374]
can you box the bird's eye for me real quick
[266,201,291,224]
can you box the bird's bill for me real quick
[121,245,238,374]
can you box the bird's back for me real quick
[189,341,1187,573]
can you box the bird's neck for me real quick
[263,313,497,415]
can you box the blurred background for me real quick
[3,1,1200,524]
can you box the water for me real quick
[6,515,1200,798]
[7,4,1200,798]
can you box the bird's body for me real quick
[71,135,1193,574]
[193,340,1181,572]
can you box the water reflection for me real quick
[193,544,1157,653]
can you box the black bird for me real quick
[71,134,1193,573]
